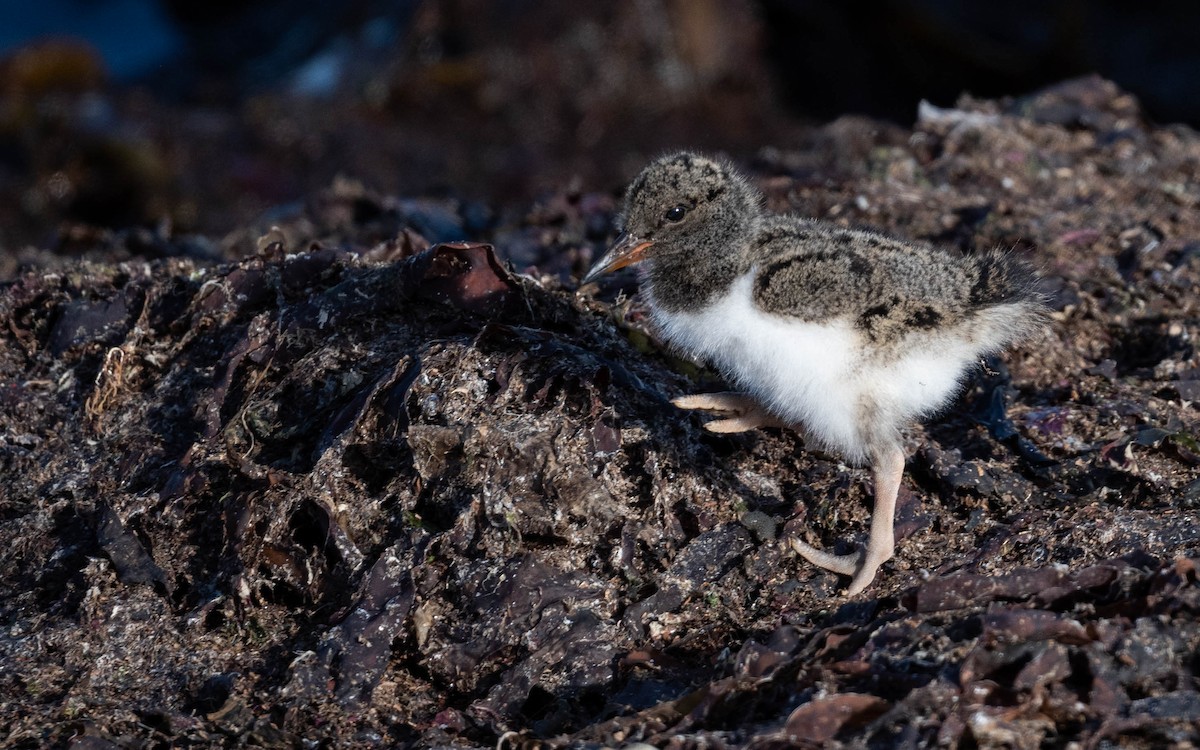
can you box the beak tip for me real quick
[579,265,603,286]
[580,234,651,287]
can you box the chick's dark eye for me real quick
[664,205,687,222]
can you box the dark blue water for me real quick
[0,0,183,80]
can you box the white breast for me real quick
[650,272,979,463]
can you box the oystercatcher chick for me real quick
[583,152,1046,595]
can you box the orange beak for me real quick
[581,233,654,284]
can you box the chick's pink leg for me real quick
[790,444,905,595]
[672,392,786,433]
[847,445,904,595]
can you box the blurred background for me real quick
[2,0,1198,262]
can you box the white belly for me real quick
[650,272,975,462]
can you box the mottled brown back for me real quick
[750,218,1043,345]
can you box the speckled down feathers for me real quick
[748,217,1046,352]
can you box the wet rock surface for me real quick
[2,78,1200,747]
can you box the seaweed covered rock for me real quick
[2,78,1200,747]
